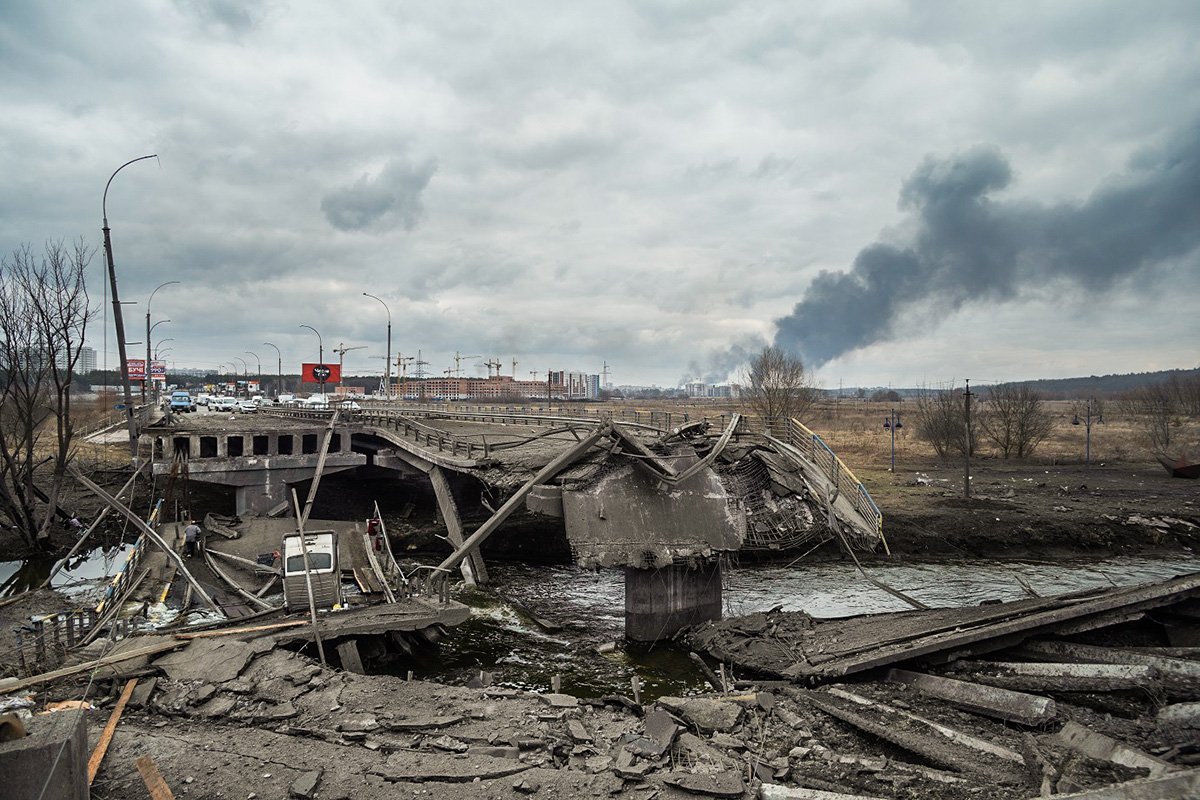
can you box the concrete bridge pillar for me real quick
[235,477,291,517]
[624,560,722,642]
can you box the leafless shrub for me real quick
[979,384,1055,459]
[912,384,978,461]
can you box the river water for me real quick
[5,548,1196,700]
[409,554,1199,699]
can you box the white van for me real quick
[281,530,341,612]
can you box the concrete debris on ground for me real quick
[0,617,1192,800]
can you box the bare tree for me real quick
[912,384,978,460]
[978,384,1055,459]
[739,345,817,431]
[1119,381,1182,455]
[0,240,94,548]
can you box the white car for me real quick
[212,396,238,412]
[237,399,258,412]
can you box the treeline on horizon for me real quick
[824,367,1200,402]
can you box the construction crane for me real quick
[511,357,519,377]
[454,352,480,378]
[332,343,366,389]
[484,358,502,378]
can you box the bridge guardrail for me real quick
[784,418,885,548]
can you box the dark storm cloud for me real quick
[320,158,437,232]
[774,122,1200,367]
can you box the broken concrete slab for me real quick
[289,768,322,799]
[886,668,1056,725]
[154,638,258,683]
[1157,701,1200,727]
[643,708,681,751]
[656,696,742,732]
[955,660,1161,692]
[539,693,579,708]
[1053,720,1179,778]
[384,714,464,730]
[760,785,887,799]
[1039,769,1200,798]
[374,751,532,782]
[662,769,746,797]
[0,708,88,800]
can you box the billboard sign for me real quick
[150,360,166,376]
[302,363,340,384]
[127,359,146,380]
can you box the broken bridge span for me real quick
[144,406,885,640]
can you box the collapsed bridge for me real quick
[145,406,885,640]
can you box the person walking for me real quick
[183,520,202,558]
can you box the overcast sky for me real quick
[2,1,1198,390]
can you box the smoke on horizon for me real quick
[774,122,1200,368]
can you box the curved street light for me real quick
[154,337,174,358]
[363,293,392,399]
[263,341,283,397]
[146,280,179,402]
[102,154,157,459]
[299,324,325,397]
[233,356,249,397]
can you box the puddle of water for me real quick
[0,544,137,601]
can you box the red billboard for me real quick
[301,363,340,384]
[127,359,146,380]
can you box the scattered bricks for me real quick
[289,769,322,799]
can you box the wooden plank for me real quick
[783,572,1200,679]
[0,640,186,693]
[886,668,1056,725]
[1040,771,1200,799]
[1054,720,1178,778]
[336,640,366,674]
[88,677,138,784]
[174,620,307,639]
[136,754,176,800]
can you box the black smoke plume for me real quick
[774,122,1200,366]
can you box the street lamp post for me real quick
[245,351,261,395]
[233,357,249,398]
[153,337,174,358]
[146,281,179,403]
[102,154,157,460]
[299,324,325,397]
[882,409,903,472]
[363,293,391,399]
[1072,398,1103,465]
[263,342,283,397]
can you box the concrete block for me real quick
[0,708,89,800]
[886,668,1056,725]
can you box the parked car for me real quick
[237,399,258,413]
[169,391,194,413]
[212,396,238,412]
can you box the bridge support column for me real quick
[624,560,721,642]
[235,477,292,517]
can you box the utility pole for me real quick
[883,409,902,472]
[414,350,429,402]
[263,342,282,397]
[963,379,973,499]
